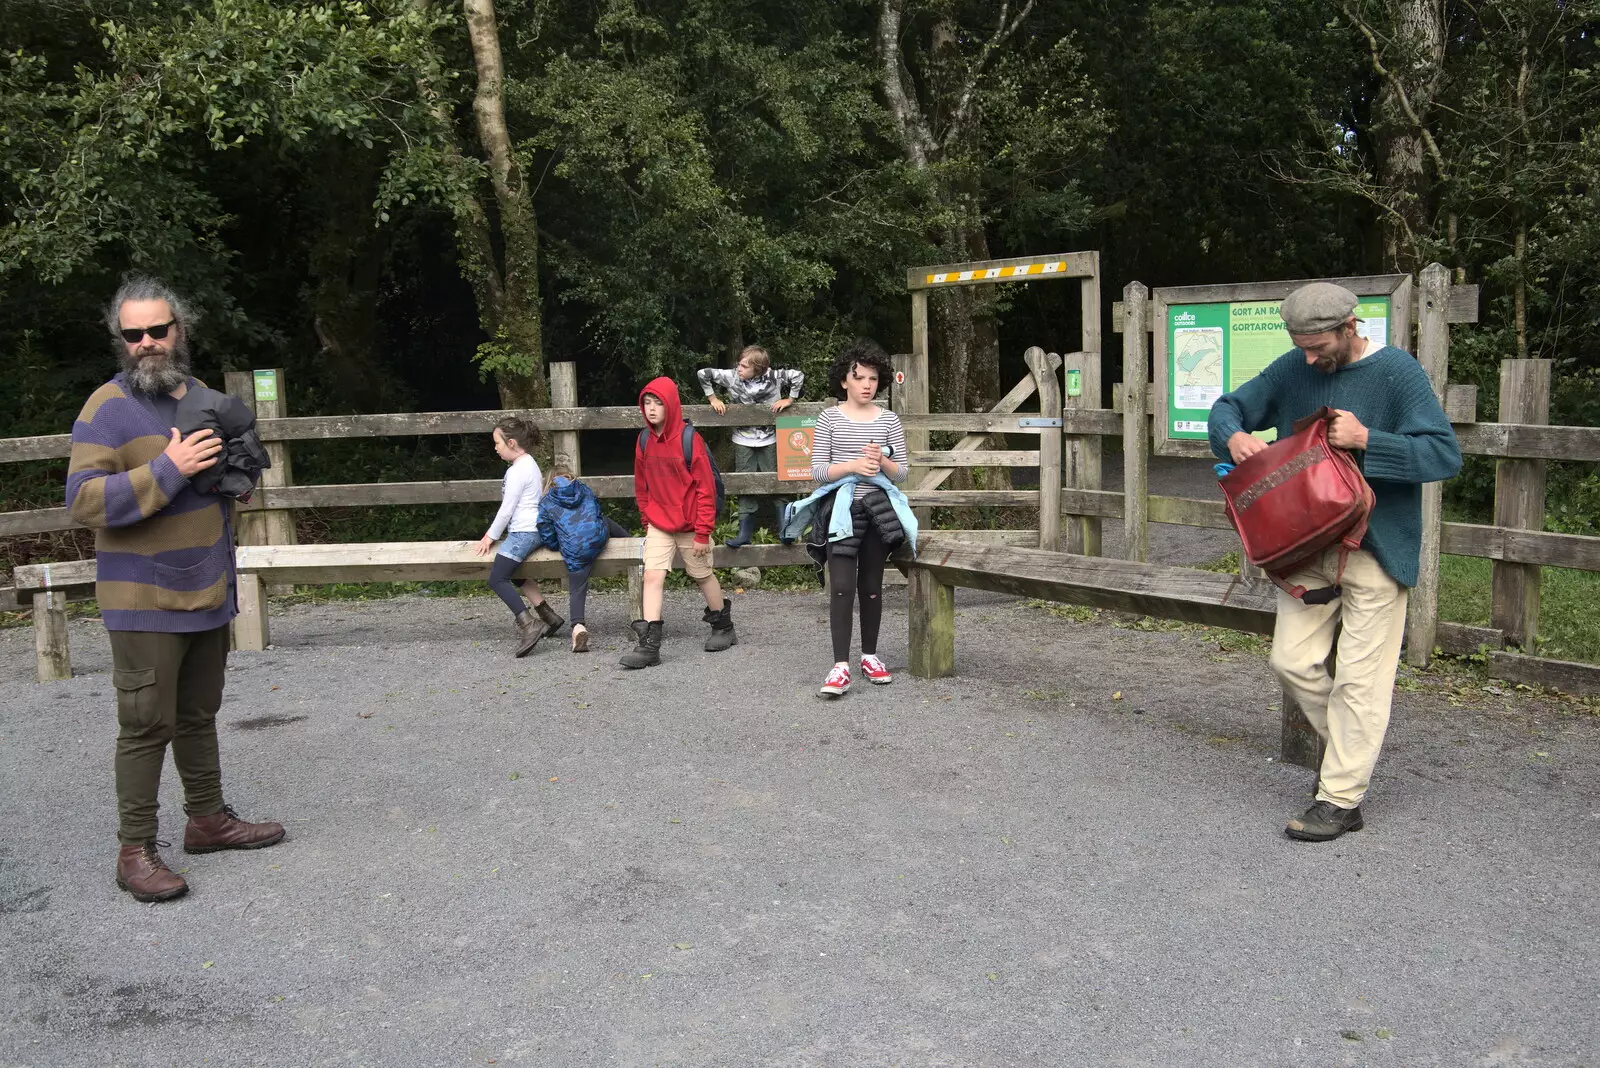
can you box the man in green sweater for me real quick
[1209,282,1461,842]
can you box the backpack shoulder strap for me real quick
[680,424,695,471]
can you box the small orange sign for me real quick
[776,414,815,481]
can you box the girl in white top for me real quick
[474,417,563,656]
[810,339,910,698]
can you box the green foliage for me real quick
[1437,555,1600,664]
[1,0,1597,575]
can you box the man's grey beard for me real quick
[119,335,192,395]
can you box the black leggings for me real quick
[490,517,630,620]
[489,554,534,616]
[828,525,888,663]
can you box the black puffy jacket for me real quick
[803,486,907,568]
[173,386,271,499]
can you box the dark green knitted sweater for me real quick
[1208,345,1462,587]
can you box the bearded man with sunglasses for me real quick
[66,276,284,902]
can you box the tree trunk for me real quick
[1375,0,1445,272]
[462,0,547,411]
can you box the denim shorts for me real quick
[495,530,541,563]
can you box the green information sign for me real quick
[1165,297,1390,441]
[252,369,278,404]
[252,370,279,403]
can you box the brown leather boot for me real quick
[514,609,547,657]
[535,599,565,635]
[116,842,188,902]
[184,805,286,854]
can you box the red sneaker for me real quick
[860,654,893,685]
[818,662,851,698]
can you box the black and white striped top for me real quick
[811,405,910,498]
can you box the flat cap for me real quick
[1279,282,1358,335]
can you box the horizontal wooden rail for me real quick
[0,506,72,537]
[907,450,1040,466]
[6,408,1589,465]
[1440,523,1600,571]
[900,535,1278,638]
[13,483,1600,573]
[14,558,97,590]
[232,538,810,585]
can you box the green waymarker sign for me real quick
[252,370,278,404]
[1165,296,1390,441]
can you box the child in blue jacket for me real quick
[537,466,629,652]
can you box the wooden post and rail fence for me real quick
[3,256,1598,752]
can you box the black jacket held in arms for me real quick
[803,486,907,571]
[173,386,271,500]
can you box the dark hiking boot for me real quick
[630,618,647,642]
[620,620,663,669]
[535,600,565,635]
[184,805,286,853]
[1285,800,1364,842]
[725,513,758,548]
[514,609,547,658]
[116,842,188,902]
[703,603,737,652]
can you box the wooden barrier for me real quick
[1492,360,1551,651]
[225,369,298,597]
[12,559,96,682]
[230,539,815,652]
[5,262,1598,697]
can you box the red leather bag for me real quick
[1218,407,1375,604]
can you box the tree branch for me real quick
[877,0,933,167]
[1339,0,1448,181]
[942,0,1036,152]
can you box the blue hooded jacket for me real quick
[536,476,611,572]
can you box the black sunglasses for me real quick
[120,320,177,344]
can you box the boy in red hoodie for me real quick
[621,377,737,667]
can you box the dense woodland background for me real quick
[1,0,1597,559]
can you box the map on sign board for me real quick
[1164,296,1390,441]
[1172,326,1223,411]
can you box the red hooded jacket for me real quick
[635,376,718,541]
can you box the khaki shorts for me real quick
[643,525,714,580]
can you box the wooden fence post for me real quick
[907,567,955,678]
[233,573,270,652]
[1407,264,1451,667]
[1078,257,1104,555]
[34,590,70,682]
[1492,359,1552,651]
[1121,283,1150,563]
[548,361,588,608]
[1026,347,1063,552]
[902,294,933,528]
[225,369,297,598]
[1280,686,1327,771]
[628,565,645,623]
[550,362,581,475]
[1056,350,1094,556]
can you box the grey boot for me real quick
[513,610,547,658]
[703,603,737,652]
[620,620,663,669]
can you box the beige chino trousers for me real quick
[1268,548,1409,809]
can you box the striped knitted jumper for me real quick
[1207,345,1462,587]
[66,374,242,632]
